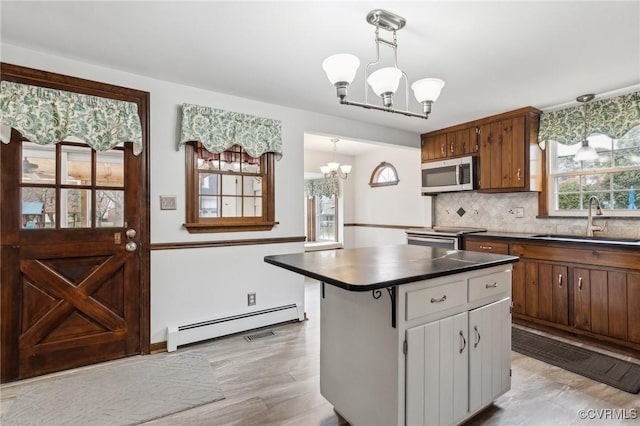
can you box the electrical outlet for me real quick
[247,292,256,306]
[515,207,524,218]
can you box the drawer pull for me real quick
[479,245,493,250]
[459,330,466,354]
[474,325,481,348]
[578,276,583,290]
[558,274,563,288]
[430,295,447,303]
[485,282,498,289]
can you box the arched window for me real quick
[369,161,399,187]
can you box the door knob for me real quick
[125,241,137,252]
[126,229,137,239]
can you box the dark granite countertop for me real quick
[264,244,518,291]
[464,231,640,247]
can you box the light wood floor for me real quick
[2,280,639,425]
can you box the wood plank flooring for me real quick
[2,280,638,425]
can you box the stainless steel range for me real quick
[405,226,487,250]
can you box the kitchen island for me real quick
[265,245,518,426]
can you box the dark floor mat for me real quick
[512,327,640,394]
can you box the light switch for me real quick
[160,195,177,210]
[515,207,524,218]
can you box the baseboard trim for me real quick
[149,341,167,353]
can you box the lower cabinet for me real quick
[505,240,640,350]
[320,265,513,426]
[406,298,511,426]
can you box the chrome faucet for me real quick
[587,196,606,237]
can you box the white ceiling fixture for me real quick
[574,94,599,162]
[322,9,444,120]
[320,138,352,180]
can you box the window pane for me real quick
[62,145,92,185]
[200,196,220,217]
[21,141,56,184]
[614,126,640,167]
[22,187,55,229]
[554,143,581,172]
[316,196,336,241]
[199,173,220,196]
[582,192,611,210]
[580,174,610,192]
[557,193,581,210]
[61,188,91,228]
[96,190,124,227]
[221,196,241,216]
[613,171,640,210]
[242,196,260,216]
[221,175,239,196]
[96,150,124,187]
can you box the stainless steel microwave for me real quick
[421,155,477,194]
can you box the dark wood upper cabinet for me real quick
[421,106,541,193]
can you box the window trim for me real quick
[184,142,277,233]
[368,161,400,187]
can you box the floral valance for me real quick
[538,91,640,144]
[0,81,143,155]
[305,178,340,198]
[179,103,282,159]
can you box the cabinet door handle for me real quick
[578,276,583,290]
[558,274,563,288]
[517,168,521,181]
[474,325,481,348]
[450,142,454,153]
[479,245,493,250]
[459,330,466,354]
[430,295,447,303]
[441,143,445,155]
[485,282,498,289]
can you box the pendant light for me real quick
[320,138,352,180]
[574,94,598,162]
[322,9,444,120]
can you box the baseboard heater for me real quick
[166,304,300,352]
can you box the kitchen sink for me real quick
[532,234,640,243]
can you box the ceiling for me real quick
[2,1,639,154]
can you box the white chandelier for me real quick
[322,9,445,120]
[320,138,352,180]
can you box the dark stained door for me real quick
[1,64,150,382]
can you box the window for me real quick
[369,162,399,187]
[184,142,276,233]
[547,125,640,216]
[306,194,337,242]
[20,140,125,229]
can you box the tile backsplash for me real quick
[434,192,640,239]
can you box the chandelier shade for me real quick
[322,54,360,86]
[322,9,444,120]
[367,67,402,97]
[574,139,598,162]
[411,78,445,103]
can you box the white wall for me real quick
[346,144,433,248]
[2,44,419,344]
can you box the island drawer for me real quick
[406,280,467,320]
[468,269,511,301]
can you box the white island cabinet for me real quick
[264,245,517,426]
[321,265,512,426]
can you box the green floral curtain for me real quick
[0,81,143,155]
[305,178,340,198]
[179,103,282,159]
[538,91,640,144]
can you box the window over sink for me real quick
[547,124,640,216]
